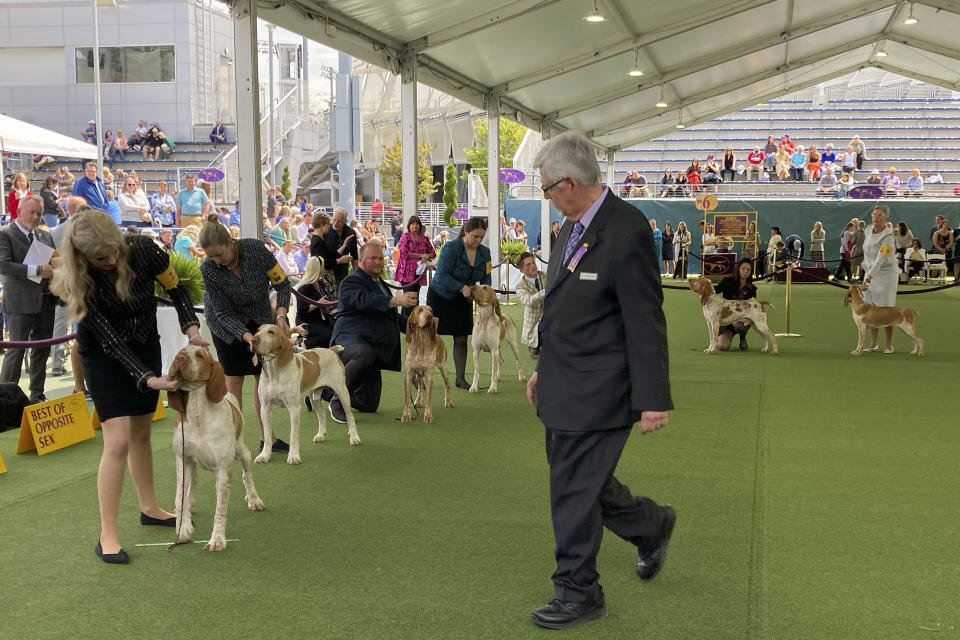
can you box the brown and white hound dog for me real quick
[688,277,778,354]
[843,285,924,356]
[402,305,453,423]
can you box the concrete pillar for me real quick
[486,96,500,288]
[232,0,263,240]
[337,52,355,216]
[400,51,417,225]
[606,150,616,190]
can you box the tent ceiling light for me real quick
[583,0,605,22]
[904,3,917,24]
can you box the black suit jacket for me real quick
[0,223,55,315]
[331,269,401,371]
[537,190,672,431]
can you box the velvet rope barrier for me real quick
[0,333,77,349]
[154,295,204,313]
[772,265,959,294]
[289,287,339,308]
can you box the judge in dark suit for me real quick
[328,241,417,422]
[526,132,675,630]
[0,195,58,403]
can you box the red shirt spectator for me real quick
[778,135,795,154]
[6,172,32,221]
[747,149,765,165]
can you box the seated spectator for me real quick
[674,170,690,197]
[209,119,226,149]
[275,240,301,285]
[326,241,417,421]
[866,169,880,185]
[361,219,387,246]
[158,228,175,254]
[268,216,299,245]
[778,134,795,155]
[295,257,337,349]
[906,238,926,280]
[789,145,806,181]
[174,225,205,261]
[129,120,149,151]
[621,170,649,197]
[745,146,764,180]
[820,144,836,166]
[659,169,676,196]
[157,130,174,159]
[293,241,310,273]
[295,213,310,240]
[806,145,821,181]
[817,167,839,197]
[842,146,857,175]
[57,167,75,192]
[702,156,722,186]
[763,135,777,173]
[880,167,900,196]
[775,145,791,181]
[433,229,449,249]
[81,119,97,144]
[33,154,56,170]
[113,130,129,163]
[721,147,736,182]
[837,172,856,198]
[685,158,702,191]
[904,169,924,197]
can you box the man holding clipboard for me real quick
[0,195,57,403]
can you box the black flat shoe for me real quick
[95,541,130,564]
[140,512,176,527]
[259,439,291,452]
[637,504,676,580]
[531,596,607,630]
[455,377,470,390]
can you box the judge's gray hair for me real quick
[533,131,601,187]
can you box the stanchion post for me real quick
[775,264,802,338]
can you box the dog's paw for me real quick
[487,386,498,395]
[247,496,265,511]
[444,399,453,408]
[254,451,270,464]
[423,413,434,423]
[349,434,362,446]
[203,535,227,552]
[518,374,527,383]
[177,522,194,542]
[286,452,302,465]
[850,349,862,356]
[312,432,326,443]
[468,384,478,393]
[400,412,412,423]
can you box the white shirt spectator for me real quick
[117,190,151,224]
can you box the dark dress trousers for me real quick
[536,189,673,603]
[0,223,57,400]
[330,269,401,412]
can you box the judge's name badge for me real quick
[567,243,589,272]
[579,272,598,281]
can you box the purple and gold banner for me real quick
[714,214,749,237]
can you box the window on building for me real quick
[75,46,175,83]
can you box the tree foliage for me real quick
[380,135,440,203]
[463,118,527,171]
[280,165,292,202]
[442,164,458,226]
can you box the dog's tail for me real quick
[328,345,345,354]
[758,300,773,311]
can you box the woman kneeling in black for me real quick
[715,258,757,351]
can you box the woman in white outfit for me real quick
[860,204,899,353]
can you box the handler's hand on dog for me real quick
[526,372,538,407]
[391,292,418,308]
[148,375,180,392]
[636,411,668,434]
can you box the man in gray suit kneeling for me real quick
[526,132,675,630]
[0,195,57,403]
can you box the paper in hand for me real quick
[24,240,54,284]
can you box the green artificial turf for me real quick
[1,281,958,639]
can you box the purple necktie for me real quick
[563,221,585,265]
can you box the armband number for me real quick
[266,263,287,285]
[155,264,180,290]
[485,261,492,274]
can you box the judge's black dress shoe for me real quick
[140,512,177,527]
[95,541,130,564]
[637,504,677,580]
[531,596,607,630]
[258,439,291,452]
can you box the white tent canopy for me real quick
[254,0,960,152]
[0,113,98,160]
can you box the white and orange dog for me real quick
[688,277,778,355]
[251,324,360,465]
[168,346,264,552]
[843,285,924,356]
[470,284,526,393]
[402,305,453,423]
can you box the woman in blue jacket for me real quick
[427,216,492,389]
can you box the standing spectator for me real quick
[0,195,57,403]
[833,222,855,282]
[293,241,310,273]
[820,144,836,166]
[432,229,449,250]
[860,205,898,352]
[209,119,226,149]
[851,220,866,283]
[71,162,108,211]
[104,188,122,225]
[763,135,777,174]
[39,176,62,228]
[743,220,760,267]
[150,181,176,227]
[550,220,560,246]
[81,119,97,144]
[309,213,343,292]
[810,221,826,268]
[672,221,691,278]
[174,174,210,228]
[265,187,277,221]
[426,216,491,389]
[514,252,546,358]
[701,223,717,254]
[721,147,736,182]
[904,169,924,197]
[526,131,673,630]
[893,221,914,271]
[850,135,867,170]
[394,214,436,304]
[117,176,152,227]
[650,220,662,265]
[6,172,32,221]
[102,130,114,168]
[51,209,202,564]
[790,145,807,181]
[661,221,675,275]
[880,167,900,197]
[323,207,359,285]
[745,146,764,180]
[931,219,953,259]
[766,226,783,274]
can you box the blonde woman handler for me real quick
[860,205,899,353]
[51,210,204,564]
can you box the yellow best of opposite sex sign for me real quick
[16,392,93,456]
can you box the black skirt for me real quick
[212,324,263,377]
[426,287,473,337]
[80,337,161,422]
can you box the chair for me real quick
[923,254,947,284]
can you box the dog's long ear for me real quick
[493,295,503,320]
[431,316,439,339]
[205,361,228,403]
[168,351,182,378]
[168,390,188,415]
[405,309,417,344]
[276,327,295,366]
[842,289,851,307]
